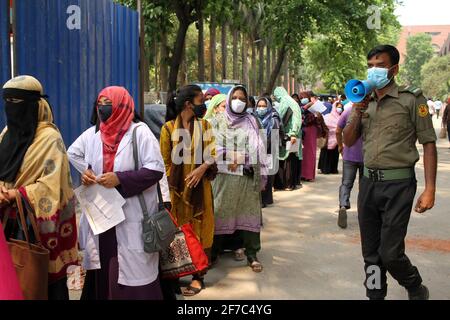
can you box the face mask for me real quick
[301,98,310,105]
[5,100,29,129]
[336,107,343,114]
[256,108,269,117]
[98,104,113,123]
[367,66,395,89]
[231,99,247,114]
[192,103,207,119]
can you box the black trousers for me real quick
[261,176,274,205]
[212,231,261,260]
[358,176,422,299]
[274,153,300,190]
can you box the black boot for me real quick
[408,285,429,300]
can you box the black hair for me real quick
[292,93,300,100]
[249,96,256,108]
[165,84,203,122]
[367,45,400,66]
[264,96,273,105]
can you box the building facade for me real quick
[397,25,450,63]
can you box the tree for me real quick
[209,20,217,82]
[167,1,203,93]
[403,33,434,88]
[421,55,450,99]
[277,0,400,93]
[196,0,205,81]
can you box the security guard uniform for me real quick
[349,82,437,299]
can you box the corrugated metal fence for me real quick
[0,0,11,128]
[14,0,139,145]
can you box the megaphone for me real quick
[344,79,376,103]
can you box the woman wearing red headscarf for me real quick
[68,87,166,300]
[0,221,23,300]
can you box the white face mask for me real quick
[231,99,247,114]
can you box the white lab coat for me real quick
[68,122,167,286]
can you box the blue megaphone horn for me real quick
[344,79,376,103]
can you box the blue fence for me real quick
[15,0,139,146]
[0,0,11,128]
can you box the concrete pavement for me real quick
[185,116,450,300]
[70,116,450,300]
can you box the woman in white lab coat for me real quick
[68,86,165,300]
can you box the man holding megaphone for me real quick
[343,45,437,300]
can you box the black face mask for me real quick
[5,100,34,134]
[98,104,113,123]
[0,88,41,182]
[192,103,207,119]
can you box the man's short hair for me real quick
[367,45,400,66]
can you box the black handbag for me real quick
[132,126,177,254]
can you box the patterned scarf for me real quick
[0,76,78,283]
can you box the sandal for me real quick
[234,249,246,261]
[248,258,263,273]
[182,279,205,297]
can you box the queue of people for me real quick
[0,75,367,300]
[0,45,444,301]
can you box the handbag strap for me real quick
[14,191,42,248]
[132,125,165,218]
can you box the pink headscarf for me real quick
[324,102,341,150]
[205,88,221,97]
[0,222,23,300]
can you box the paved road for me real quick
[185,116,450,300]
[70,116,450,300]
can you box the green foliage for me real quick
[115,0,401,93]
[403,33,434,88]
[421,55,450,100]
[298,0,400,93]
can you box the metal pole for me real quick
[137,0,145,119]
[11,0,17,77]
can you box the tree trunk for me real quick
[168,21,190,94]
[251,41,256,95]
[154,37,159,91]
[266,45,271,93]
[197,7,205,82]
[283,53,289,90]
[160,31,169,92]
[266,45,287,94]
[232,29,239,81]
[180,41,188,86]
[210,21,216,82]
[221,22,228,81]
[242,35,249,89]
[258,40,264,95]
[271,47,276,73]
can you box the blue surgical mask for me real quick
[367,66,394,89]
[301,98,310,105]
[256,108,269,117]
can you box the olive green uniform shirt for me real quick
[349,82,437,169]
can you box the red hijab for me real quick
[98,86,135,173]
[0,222,23,300]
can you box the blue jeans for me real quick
[339,160,364,209]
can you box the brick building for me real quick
[397,25,450,63]
[440,34,450,56]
